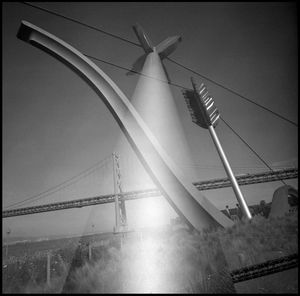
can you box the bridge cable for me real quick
[220,117,287,186]
[4,155,112,210]
[4,157,111,209]
[20,1,298,128]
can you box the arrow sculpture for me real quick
[183,78,252,219]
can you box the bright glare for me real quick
[135,198,169,228]
[122,234,168,293]
[118,50,194,291]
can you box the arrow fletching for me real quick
[182,78,220,129]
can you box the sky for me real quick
[2,2,298,239]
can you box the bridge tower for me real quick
[112,152,128,233]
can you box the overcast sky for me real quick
[3,2,298,239]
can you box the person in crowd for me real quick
[225,205,231,219]
[236,203,242,219]
[259,200,267,217]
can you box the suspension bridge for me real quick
[2,165,298,218]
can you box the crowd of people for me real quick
[223,200,270,221]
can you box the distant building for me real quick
[269,185,298,218]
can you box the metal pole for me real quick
[46,252,51,286]
[112,153,120,232]
[208,125,252,219]
[88,243,92,261]
[120,234,123,251]
[6,230,10,257]
[115,153,128,230]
